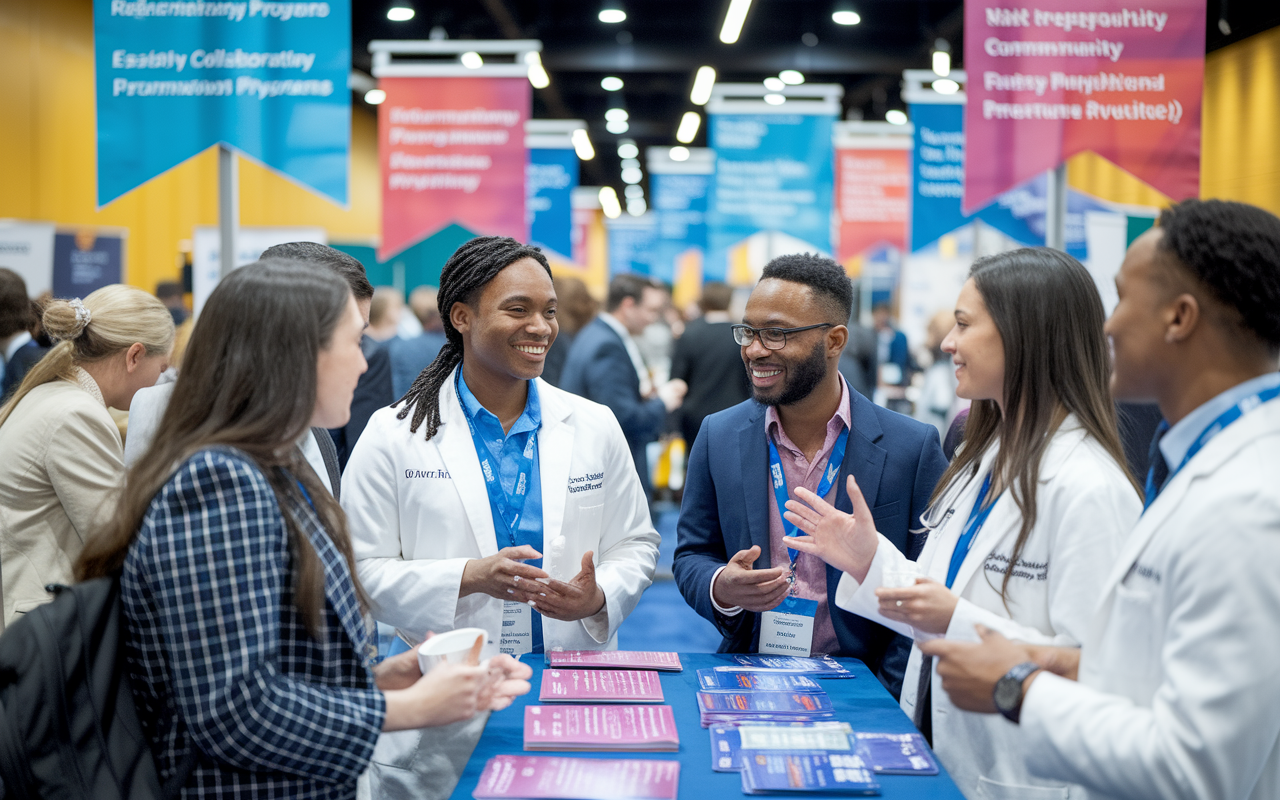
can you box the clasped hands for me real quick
[461,545,606,622]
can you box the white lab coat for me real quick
[1020,400,1280,800]
[835,418,1140,799]
[342,368,660,650]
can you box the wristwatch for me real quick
[993,661,1040,723]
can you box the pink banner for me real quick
[963,1,1204,213]
[378,77,530,260]
[836,146,910,262]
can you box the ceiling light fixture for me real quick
[572,128,595,160]
[621,158,640,170]
[460,51,483,69]
[606,119,630,134]
[669,146,690,162]
[621,167,643,184]
[625,184,644,198]
[364,88,387,104]
[933,39,951,77]
[605,108,629,123]
[600,186,622,218]
[387,4,414,22]
[719,0,753,44]
[885,109,908,125]
[779,70,805,85]
[832,8,861,25]
[932,78,959,95]
[617,141,639,159]
[525,52,550,89]
[763,77,785,92]
[601,76,624,91]
[690,66,716,106]
[763,93,786,105]
[599,2,626,23]
[627,197,647,216]
[676,111,701,143]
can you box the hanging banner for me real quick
[527,148,578,261]
[834,129,910,269]
[93,0,350,208]
[606,214,658,278]
[964,0,1204,212]
[378,77,530,260]
[52,229,125,297]
[707,111,836,284]
[648,147,713,286]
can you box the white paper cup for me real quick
[417,627,493,674]
[883,564,921,589]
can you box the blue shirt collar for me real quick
[1160,372,1280,469]
[456,368,541,436]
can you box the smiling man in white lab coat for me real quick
[342,236,659,799]
[921,199,1280,800]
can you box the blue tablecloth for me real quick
[447,653,965,799]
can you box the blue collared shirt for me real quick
[456,371,545,653]
[1160,371,1280,470]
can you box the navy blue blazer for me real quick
[559,316,666,495]
[672,387,948,698]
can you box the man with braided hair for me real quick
[341,236,659,799]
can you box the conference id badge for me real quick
[759,596,818,657]
[500,601,534,656]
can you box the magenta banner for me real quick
[963,1,1204,212]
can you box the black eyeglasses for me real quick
[731,323,832,350]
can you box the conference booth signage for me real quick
[93,0,351,207]
[525,120,585,264]
[963,0,1205,211]
[648,147,713,287]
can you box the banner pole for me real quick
[1045,163,1067,251]
[218,144,239,279]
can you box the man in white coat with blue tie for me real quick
[342,236,659,799]
[921,198,1280,800]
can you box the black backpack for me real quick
[0,575,194,799]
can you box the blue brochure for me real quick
[697,669,824,693]
[716,654,855,678]
[709,722,855,773]
[854,733,940,776]
[740,752,881,795]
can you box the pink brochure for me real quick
[473,755,680,800]
[540,669,665,703]
[524,704,680,752]
[548,650,683,672]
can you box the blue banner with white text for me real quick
[94,0,350,207]
[707,112,834,284]
[527,148,578,261]
[650,171,709,285]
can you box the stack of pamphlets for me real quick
[548,650,683,672]
[697,690,835,727]
[523,704,680,752]
[709,722,856,773]
[739,752,880,796]
[714,654,854,678]
[540,669,664,703]
[853,733,939,776]
[472,755,680,800]
[697,669,823,693]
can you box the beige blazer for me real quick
[0,369,124,627]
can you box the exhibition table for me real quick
[447,653,966,799]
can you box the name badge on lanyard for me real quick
[760,596,818,656]
[761,428,849,657]
[500,601,534,656]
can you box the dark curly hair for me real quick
[760,253,853,325]
[394,236,551,441]
[1157,199,1280,353]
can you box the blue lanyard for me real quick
[769,426,850,578]
[1144,384,1280,511]
[945,473,998,590]
[295,479,315,510]
[457,373,539,546]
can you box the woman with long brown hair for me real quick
[0,285,173,626]
[76,260,530,799]
[781,248,1141,799]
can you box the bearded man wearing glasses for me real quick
[673,253,947,699]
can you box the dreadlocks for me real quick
[394,236,552,440]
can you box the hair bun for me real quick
[43,297,92,341]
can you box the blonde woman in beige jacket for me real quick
[0,285,173,627]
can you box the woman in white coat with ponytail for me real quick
[783,248,1141,800]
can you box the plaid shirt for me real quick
[121,448,385,799]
